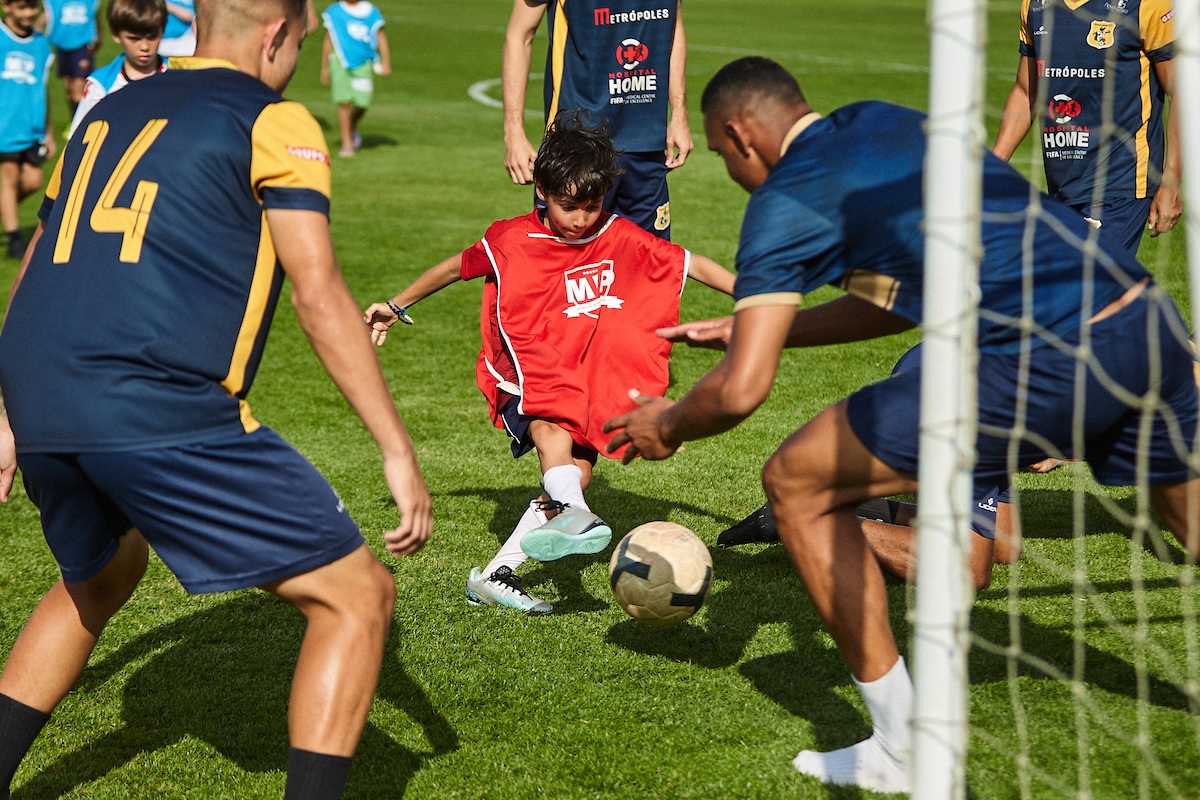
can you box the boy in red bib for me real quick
[366,113,733,613]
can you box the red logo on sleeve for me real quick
[286,146,331,167]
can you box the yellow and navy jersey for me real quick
[1019,0,1174,204]
[732,102,1150,356]
[0,58,332,454]
[539,0,677,153]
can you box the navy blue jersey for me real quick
[1019,0,1174,204]
[538,0,677,153]
[732,101,1150,355]
[0,58,333,453]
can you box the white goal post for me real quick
[914,0,986,796]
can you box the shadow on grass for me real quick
[1016,487,1191,565]
[13,595,457,799]
[445,474,738,615]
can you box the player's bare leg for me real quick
[0,531,148,797]
[64,77,86,116]
[1149,477,1200,556]
[992,502,1021,564]
[0,529,148,710]
[336,103,367,156]
[861,516,996,590]
[763,399,916,793]
[260,543,395,757]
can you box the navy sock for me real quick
[283,748,353,800]
[0,693,50,799]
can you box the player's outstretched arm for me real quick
[502,0,546,185]
[376,29,392,77]
[363,253,463,346]
[686,254,735,295]
[605,304,795,463]
[268,208,432,556]
[664,0,693,169]
[658,294,913,351]
[992,55,1036,161]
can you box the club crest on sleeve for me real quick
[286,146,331,167]
[563,259,623,318]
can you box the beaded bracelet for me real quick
[386,300,414,325]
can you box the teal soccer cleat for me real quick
[466,566,552,615]
[519,506,613,562]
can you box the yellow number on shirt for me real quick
[53,118,168,265]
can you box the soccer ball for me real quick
[609,521,713,626]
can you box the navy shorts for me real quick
[57,44,96,79]
[0,144,47,167]
[850,286,1197,522]
[890,343,1003,538]
[498,396,599,463]
[1070,196,1154,258]
[534,151,671,240]
[18,427,364,594]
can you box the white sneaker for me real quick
[466,566,552,615]
[520,505,612,562]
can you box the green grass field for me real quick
[2,0,1198,797]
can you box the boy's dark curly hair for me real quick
[533,110,623,202]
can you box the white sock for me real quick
[793,656,913,793]
[482,501,547,576]
[542,464,588,511]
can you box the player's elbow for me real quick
[716,376,769,419]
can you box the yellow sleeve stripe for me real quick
[221,211,277,405]
[546,0,569,128]
[45,152,66,202]
[734,292,803,312]
[1019,0,1034,45]
[250,101,332,204]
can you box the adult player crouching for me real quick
[604,57,1199,794]
[366,113,734,615]
[0,1,431,797]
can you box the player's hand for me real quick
[504,135,537,185]
[378,62,392,77]
[363,302,399,346]
[42,135,55,159]
[665,115,693,169]
[319,68,330,87]
[0,416,15,504]
[656,316,733,350]
[1147,183,1181,237]
[603,389,680,465]
[380,452,432,556]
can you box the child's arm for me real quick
[686,254,735,296]
[165,3,195,23]
[375,29,391,76]
[319,31,331,85]
[362,254,463,345]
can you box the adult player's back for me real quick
[0,62,328,452]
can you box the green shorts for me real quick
[329,56,374,107]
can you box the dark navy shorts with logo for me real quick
[18,427,364,593]
[849,285,1197,535]
[535,150,671,240]
[57,44,96,79]
[1070,195,1155,258]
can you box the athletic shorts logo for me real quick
[1087,20,1116,49]
[1048,94,1081,124]
[654,202,670,231]
[1162,9,1174,23]
[563,260,624,318]
[286,146,332,167]
[616,39,649,70]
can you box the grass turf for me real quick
[1,0,1197,797]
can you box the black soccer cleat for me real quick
[717,503,780,548]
